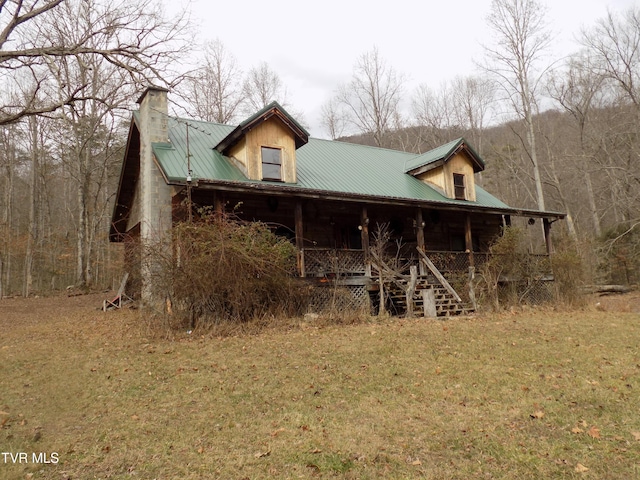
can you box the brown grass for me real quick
[1,292,640,479]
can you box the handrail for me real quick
[416,247,463,304]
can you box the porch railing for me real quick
[300,248,551,278]
[301,248,366,277]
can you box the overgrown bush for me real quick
[478,227,553,310]
[551,249,584,306]
[150,213,307,328]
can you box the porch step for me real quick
[384,281,474,318]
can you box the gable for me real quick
[227,115,298,183]
[214,102,308,184]
[416,150,478,201]
[405,138,483,202]
[110,119,141,241]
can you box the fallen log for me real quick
[581,285,632,295]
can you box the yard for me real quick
[1,293,639,479]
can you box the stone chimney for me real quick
[137,87,172,302]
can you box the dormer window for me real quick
[261,146,282,181]
[215,102,309,184]
[404,139,482,202]
[453,173,466,200]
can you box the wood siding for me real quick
[417,151,477,201]
[228,136,249,177]
[229,117,297,183]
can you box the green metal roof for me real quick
[146,114,559,216]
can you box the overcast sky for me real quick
[179,0,638,137]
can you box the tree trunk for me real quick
[1,131,15,297]
[584,169,601,237]
[526,117,546,212]
[76,178,88,288]
[23,117,39,297]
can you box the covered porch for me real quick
[181,186,559,316]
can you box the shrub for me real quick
[150,212,306,328]
[551,249,584,306]
[478,227,553,310]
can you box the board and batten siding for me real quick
[228,117,297,183]
[417,151,476,201]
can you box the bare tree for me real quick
[320,98,348,140]
[581,7,640,107]
[483,0,552,211]
[35,0,157,288]
[23,114,39,297]
[177,39,243,124]
[412,83,455,130]
[242,62,288,113]
[335,47,405,147]
[580,8,640,227]
[546,52,607,237]
[0,123,22,295]
[0,0,190,125]
[450,75,496,153]
[411,82,463,149]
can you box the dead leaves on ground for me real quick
[570,422,640,443]
[0,411,9,428]
[571,420,600,440]
[587,426,601,439]
[575,463,589,473]
[570,421,601,439]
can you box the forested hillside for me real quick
[342,102,639,245]
[339,100,640,285]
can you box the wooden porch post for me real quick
[416,208,426,276]
[213,192,224,220]
[464,213,477,312]
[465,213,474,267]
[295,200,305,277]
[360,206,371,276]
[416,208,437,317]
[543,218,553,255]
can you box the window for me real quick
[453,173,466,200]
[261,147,282,181]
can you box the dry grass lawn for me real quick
[1,292,640,479]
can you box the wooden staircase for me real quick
[386,276,474,317]
[372,247,475,318]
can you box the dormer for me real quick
[404,138,484,201]
[214,102,309,183]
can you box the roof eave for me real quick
[166,177,565,219]
[214,102,309,154]
[405,138,485,175]
[110,115,141,241]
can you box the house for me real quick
[110,87,564,316]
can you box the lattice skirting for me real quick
[522,280,555,304]
[308,284,370,312]
[498,279,556,305]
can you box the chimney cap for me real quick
[137,85,169,104]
